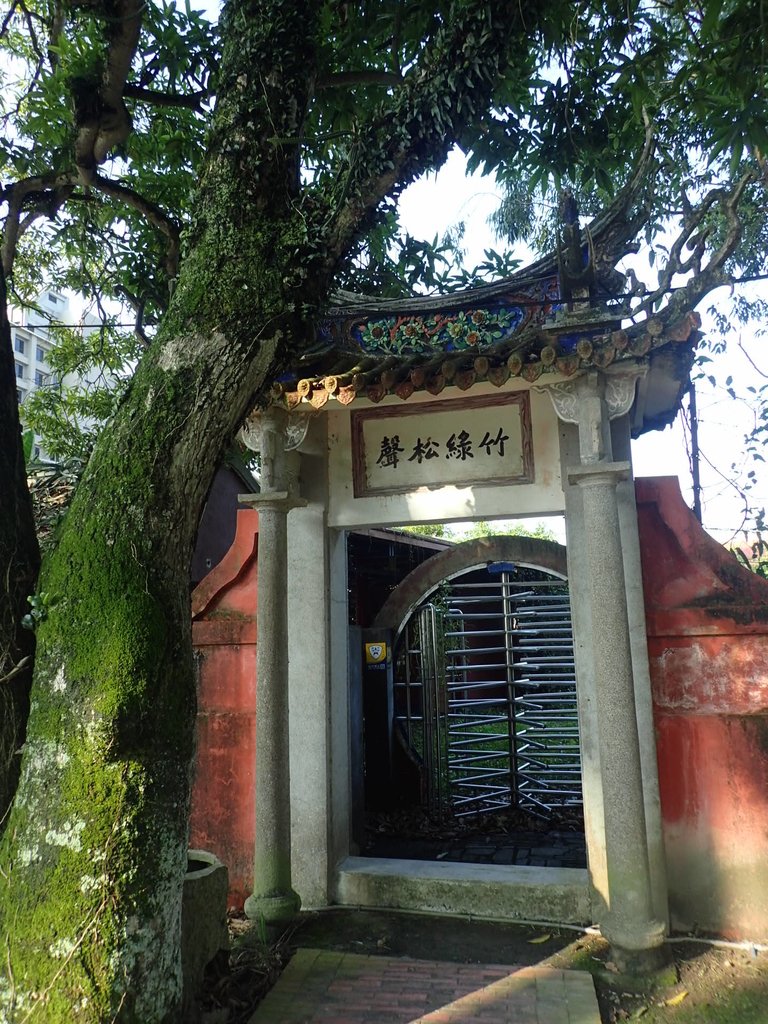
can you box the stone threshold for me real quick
[334,856,593,925]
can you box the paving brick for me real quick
[248,949,600,1024]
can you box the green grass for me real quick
[544,935,768,1024]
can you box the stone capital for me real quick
[541,364,647,424]
[237,404,305,497]
[603,364,648,420]
[568,461,631,488]
[542,378,582,424]
[238,409,313,454]
[238,490,307,513]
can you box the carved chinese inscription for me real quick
[351,393,534,498]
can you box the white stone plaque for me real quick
[350,392,533,498]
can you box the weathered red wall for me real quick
[637,477,768,939]
[190,509,259,911]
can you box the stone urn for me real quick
[181,850,229,1020]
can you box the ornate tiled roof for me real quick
[265,169,702,435]
[269,270,700,436]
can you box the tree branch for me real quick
[634,170,755,322]
[738,337,768,379]
[0,656,30,688]
[316,70,402,90]
[72,0,144,175]
[47,0,65,69]
[316,2,546,278]
[390,0,403,76]
[123,83,208,110]
[86,172,181,280]
[0,1,17,38]
[0,173,78,273]
[16,0,45,60]
[1,165,181,285]
[115,285,152,346]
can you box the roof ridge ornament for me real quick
[556,189,596,307]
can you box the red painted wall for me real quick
[637,477,768,939]
[190,509,259,911]
[189,478,768,935]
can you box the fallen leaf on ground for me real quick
[528,933,551,944]
[665,990,689,1006]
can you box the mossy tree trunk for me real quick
[0,262,40,831]
[0,6,321,1017]
[0,1,544,1020]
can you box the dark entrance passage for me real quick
[352,534,587,870]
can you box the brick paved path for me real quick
[249,948,600,1023]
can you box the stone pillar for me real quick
[569,461,664,965]
[240,407,304,925]
[549,370,665,970]
[610,415,669,929]
[286,414,333,908]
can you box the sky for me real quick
[398,149,768,547]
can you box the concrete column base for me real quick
[244,889,301,926]
[601,945,675,990]
[603,915,666,955]
[611,941,668,976]
[601,916,669,982]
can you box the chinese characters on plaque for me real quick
[351,393,533,497]
[375,426,510,469]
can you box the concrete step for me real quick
[335,856,592,924]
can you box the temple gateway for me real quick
[189,195,768,971]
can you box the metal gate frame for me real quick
[394,563,581,819]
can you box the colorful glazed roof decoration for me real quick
[267,150,714,435]
[273,287,699,430]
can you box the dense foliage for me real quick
[2,1,767,460]
[1,1,767,1020]
[2,1,766,308]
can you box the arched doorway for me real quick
[361,535,586,868]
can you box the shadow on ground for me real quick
[294,906,581,964]
[202,908,768,1024]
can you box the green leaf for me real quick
[22,428,35,466]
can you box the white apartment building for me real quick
[11,289,100,460]
[12,289,65,404]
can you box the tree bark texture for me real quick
[0,261,40,831]
[0,1,548,1019]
